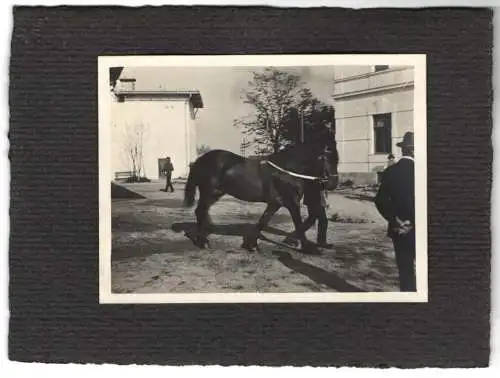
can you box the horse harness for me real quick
[260,159,337,182]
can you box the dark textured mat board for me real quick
[9,6,492,367]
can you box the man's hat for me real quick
[396,132,414,148]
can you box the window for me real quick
[373,113,392,154]
[374,65,389,72]
[119,78,136,91]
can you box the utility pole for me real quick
[267,117,278,153]
[300,108,304,144]
[240,136,247,157]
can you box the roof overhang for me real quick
[333,82,414,101]
[109,67,124,88]
[114,90,204,108]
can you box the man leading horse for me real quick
[282,159,334,250]
[183,126,338,255]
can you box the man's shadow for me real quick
[273,250,366,293]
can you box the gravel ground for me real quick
[111,180,399,294]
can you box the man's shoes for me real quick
[317,242,333,249]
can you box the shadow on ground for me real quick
[112,238,198,260]
[111,182,146,199]
[141,198,186,208]
[171,222,291,238]
[273,250,366,292]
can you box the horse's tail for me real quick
[184,160,199,207]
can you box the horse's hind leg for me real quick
[194,189,223,248]
[242,202,280,251]
[194,202,207,248]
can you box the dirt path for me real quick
[111,181,399,293]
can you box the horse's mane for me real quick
[268,142,314,162]
[268,129,338,164]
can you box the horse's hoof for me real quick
[303,248,322,255]
[283,237,300,247]
[241,242,256,252]
[194,237,208,249]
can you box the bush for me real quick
[329,212,374,224]
[339,179,354,188]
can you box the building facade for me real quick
[110,76,203,180]
[333,65,414,184]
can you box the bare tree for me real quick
[123,121,148,180]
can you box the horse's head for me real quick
[308,127,339,189]
[269,125,339,188]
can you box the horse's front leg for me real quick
[286,202,320,255]
[194,203,209,248]
[242,203,280,251]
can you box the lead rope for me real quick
[261,159,335,182]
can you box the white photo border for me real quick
[98,54,428,304]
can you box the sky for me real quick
[118,65,344,154]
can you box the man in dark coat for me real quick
[375,132,416,292]
[303,178,333,248]
[163,156,174,192]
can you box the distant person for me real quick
[163,156,174,192]
[375,132,416,292]
[386,153,396,168]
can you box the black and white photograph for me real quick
[6,3,494,370]
[98,54,427,303]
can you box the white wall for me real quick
[111,97,193,180]
[334,66,414,96]
[335,87,414,173]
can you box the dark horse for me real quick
[183,129,339,254]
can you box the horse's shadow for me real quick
[273,250,366,293]
[171,221,290,239]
